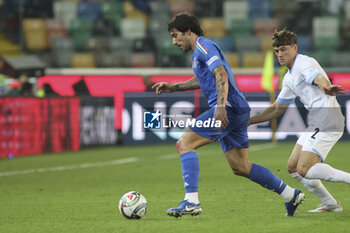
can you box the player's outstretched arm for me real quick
[152,77,200,95]
[313,75,345,96]
[173,77,200,91]
[152,82,176,95]
[249,102,288,125]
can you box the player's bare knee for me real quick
[231,168,241,176]
[297,167,309,177]
[176,140,181,154]
[231,167,248,177]
[176,138,191,155]
[287,164,297,174]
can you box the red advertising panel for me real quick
[38,75,146,130]
[37,75,82,96]
[151,75,194,84]
[235,74,279,92]
[329,73,350,90]
[0,97,80,157]
[84,75,146,129]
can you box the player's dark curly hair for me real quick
[168,13,203,36]
[272,29,297,47]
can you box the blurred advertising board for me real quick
[80,97,118,147]
[122,92,350,145]
[2,92,350,156]
[0,97,80,157]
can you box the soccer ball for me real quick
[118,191,148,219]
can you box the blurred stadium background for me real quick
[1,0,350,157]
[1,0,350,68]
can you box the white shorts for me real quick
[296,129,343,162]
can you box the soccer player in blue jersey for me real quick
[152,13,304,217]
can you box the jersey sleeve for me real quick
[276,78,296,104]
[197,40,224,72]
[297,58,321,85]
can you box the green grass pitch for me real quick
[1,142,350,233]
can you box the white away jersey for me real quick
[276,54,344,131]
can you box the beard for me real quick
[183,47,191,52]
[178,43,191,52]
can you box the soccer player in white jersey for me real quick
[250,29,350,212]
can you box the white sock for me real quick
[184,192,199,204]
[291,172,337,205]
[280,185,295,202]
[305,163,350,184]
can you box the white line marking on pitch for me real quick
[249,143,276,152]
[159,143,276,160]
[0,157,138,177]
[2,143,276,177]
[159,153,179,160]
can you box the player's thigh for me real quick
[287,143,303,173]
[222,110,250,176]
[188,106,222,140]
[177,128,214,153]
[179,107,223,153]
[224,147,251,177]
[294,131,322,176]
[220,110,250,152]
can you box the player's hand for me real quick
[152,82,176,95]
[248,118,253,126]
[215,107,229,129]
[324,85,344,96]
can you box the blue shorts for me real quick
[189,106,249,152]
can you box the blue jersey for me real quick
[192,36,250,113]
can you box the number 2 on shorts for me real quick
[311,128,320,139]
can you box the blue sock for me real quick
[248,163,286,194]
[180,151,200,193]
